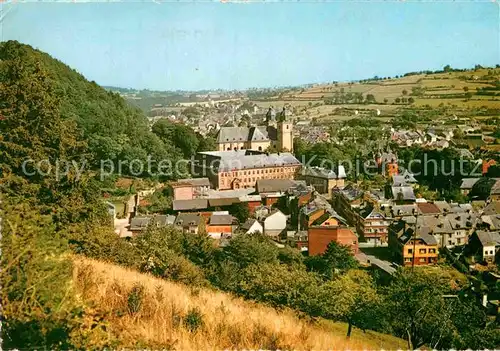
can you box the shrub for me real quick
[183,307,204,332]
[127,283,145,315]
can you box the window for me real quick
[429,249,436,254]
[419,249,426,254]
[408,249,413,254]
[419,258,426,263]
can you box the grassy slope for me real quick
[74,256,406,350]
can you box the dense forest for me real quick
[1,41,499,349]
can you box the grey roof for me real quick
[460,178,480,190]
[198,150,301,172]
[393,171,417,186]
[392,186,416,201]
[445,213,476,230]
[130,216,151,231]
[175,213,202,226]
[434,201,452,214]
[177,177,210,187]
[241,218,259,231]
[173,199,208,211]
[304,166,347,179]
[483,201,500,216]
[256,179,300,193]
[209,214,234,225]
[398,227,438,245]
[416,215,453,234]
[476,231,500,247]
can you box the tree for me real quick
[320,270,380,337]
[227,202,250,223]
[443,64,452,72]
[464,92,472,100]
[408,97,415,104]
[402,89,408,96]
[395,97,401,104]
[463,86,469,93]
[382,268,467,349]
[383,98,389,104]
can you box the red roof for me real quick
[417,202,441,215]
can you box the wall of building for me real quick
[173,186,194,201]
[217,165,301,190]
[402,241,438,266]
[308,227,358,256]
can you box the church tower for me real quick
[277,107,293,152]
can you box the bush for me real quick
[127,283,145,315]
[183,307,204,332]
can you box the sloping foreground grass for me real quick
[73,256,406,350]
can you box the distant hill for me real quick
[0,41,183,175]
[74,256,407,349]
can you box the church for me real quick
[216,107,294,152]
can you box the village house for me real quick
[302,166,346,198]
[357,205,391,245]
[177,177,211,198]
[468,231,500,264]
[308,226,359,256]
[129,214,175,237]
[263,209,287,238]
[240,218,264,234]
[206,214,236,239]
[174,213,204,234]
[376,151,398,178]
[193,150,302,190]
[331,185,364,226]
[389,222,439,266]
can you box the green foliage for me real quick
[469,177,496,200]
[223,234,279,269]
[183,307,204,332]
[227,202,250,223]
[127,283,145,315]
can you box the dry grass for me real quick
[74,256,406,350]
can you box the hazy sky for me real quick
[1,1,498,90]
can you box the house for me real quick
[358,205,391,245]
[206,214,236,239]
[331,185,364,226]
[171,182,195,201]
[263,209,287,238]
[238,194,262,214]
[468,231,500,264]
[240,218,264,234]
[208,197,240,209]
[483,201,500,216]
[391,186,416,203]
[302,166,346,198]
[177,177,211,198]
[193,150,302,190]
[174,213,204,234]
[460,178,480,196]
[389,223,439,266]
[129,214,175,236]
[392,170,417,187]
[308,226,359,255]
[129,216,151,236]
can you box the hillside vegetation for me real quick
[74,256,406,349]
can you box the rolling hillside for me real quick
[74,256,407,350]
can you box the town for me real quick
[2,2,500,349]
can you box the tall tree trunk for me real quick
[406,329,413,350]
[347,320,353,338]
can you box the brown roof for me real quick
[417,202,441,215]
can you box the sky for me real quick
[0,1,498,91]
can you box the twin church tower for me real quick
[215,106,294,153]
